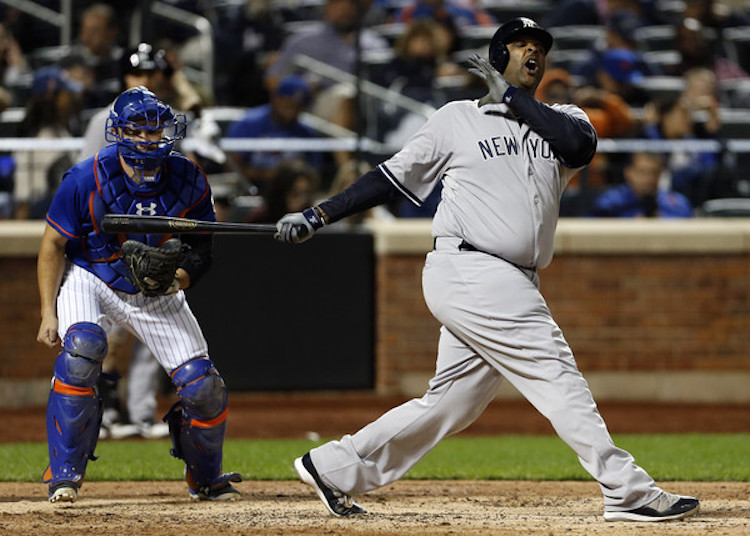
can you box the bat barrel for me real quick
[101,214,277,234]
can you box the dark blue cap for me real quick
[601,48,645,84]
[275,75,311,103]
[32,66,82,95]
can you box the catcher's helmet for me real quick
[105,86,186,191]
[489,17,554,73]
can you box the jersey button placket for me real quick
[528,166,544,267]
[525,164,539,261]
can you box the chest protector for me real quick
[82,149,209,293]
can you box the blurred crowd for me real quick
[2,0,750,221]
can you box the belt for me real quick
[434,237,537,272]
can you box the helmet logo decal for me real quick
[135,202,158,216]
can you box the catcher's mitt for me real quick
[121,238,189,297]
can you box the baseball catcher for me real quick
[37,86,241,503]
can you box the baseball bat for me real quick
[101,214,277,234]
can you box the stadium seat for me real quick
[641,50,682,70]
[482,0,553,23]
[723,26,750,73]
[634,25,675,52]
[548,25,605,51]
[634,75,685,101]
[701,197,750,216]
[718,108,750,139]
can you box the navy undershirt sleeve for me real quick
[317,168,399,224]
[505,88,598,168]
[180,234,212,287]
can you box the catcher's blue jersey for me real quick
[46,144,216,293]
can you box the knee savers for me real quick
[171,356,227,421]
[44,322,108,488]
[165,357,237,493]
[53,322,108,387]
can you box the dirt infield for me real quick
[3,394,749,535]
[1,481,748,536]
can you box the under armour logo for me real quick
[135,202,158,216]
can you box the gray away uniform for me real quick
[309,98,661,512]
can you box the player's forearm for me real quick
[37,232,66,317]
[506,90,597,167]
[314,168,399,225]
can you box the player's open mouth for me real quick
[524,58,539,74]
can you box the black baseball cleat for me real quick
[188,472,242,501]
[604,491,700,522]
[294,452,366,516]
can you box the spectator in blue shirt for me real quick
[226,75,322,195]
[591,152,693,218]
[640,95,721,206]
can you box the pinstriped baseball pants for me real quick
[56,262,208,372]
[310,245,662,512]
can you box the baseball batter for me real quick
[275,18,700,523]
[36,87,240,503]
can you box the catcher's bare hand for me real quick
[37,314,60,347]
[164,278,181,296]
[121,238,189,297]
[468,54,510,107]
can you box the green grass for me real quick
[409,434,750,481]
[1,434,747,483]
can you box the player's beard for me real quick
[520,64,544,93]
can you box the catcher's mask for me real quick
[489,17,554,74]
[105,86,186,192]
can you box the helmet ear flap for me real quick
[489,40,510,74]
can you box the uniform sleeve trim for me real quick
[46,215,77,239]
[93,153,102,196]
[378,163,423,207]
[88,192,100,235]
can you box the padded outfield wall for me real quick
[1,219,749,407]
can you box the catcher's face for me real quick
[503,35,546,93]
[118,121,167,184]
[120,124,165,149]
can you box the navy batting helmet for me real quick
[119,43,171,83]
[489,17,554,73]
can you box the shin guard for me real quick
[43,322,108,490]
[165,357,241,495]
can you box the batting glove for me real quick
[468,54,513,107]
[275,207,324,244]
